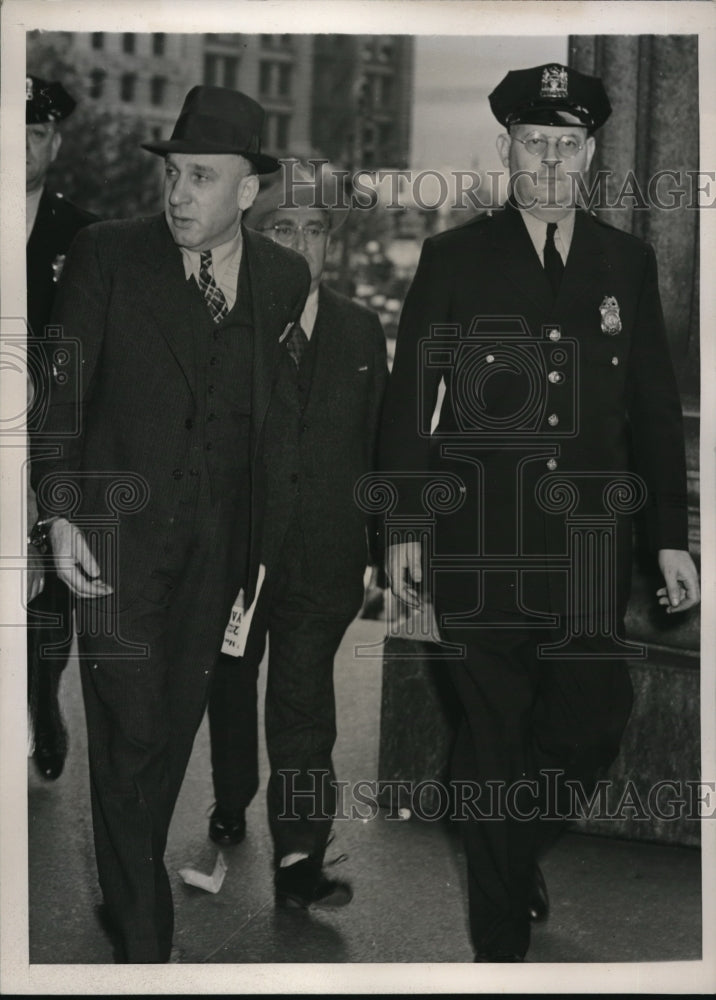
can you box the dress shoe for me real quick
[32,718,68,780]
[528,864,549,922]
[208,806,246,846]
[275,857,353,909]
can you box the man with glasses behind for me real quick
[379,64,699,960]
[206,162,387,909]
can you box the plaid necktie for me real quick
[286,321,308,368]
[198,250,229,323]
[543,222,564,297]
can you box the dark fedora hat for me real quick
[246,160,350,233]
[142,85,279,174]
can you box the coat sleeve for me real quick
[30,225,110,518]
[377,237,450,512]
[626,243,689,551]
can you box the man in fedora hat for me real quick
[205,161,387,908]
[31,86,310,962]
[25,74,99,782]
[379,64,699,960]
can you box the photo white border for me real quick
[1,0,714,994]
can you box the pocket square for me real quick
[358,365,368,372]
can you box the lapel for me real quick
[489,201,554,317]
[27,189,55,260]
[554,209,612,313]
[302,284,343,423]
[243,226,295,456]
[130,215,199,394]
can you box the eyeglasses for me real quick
[260,222,328,244]
[511,133,586,159]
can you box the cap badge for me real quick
[541,65,568,100]
[26,76,34,101]
[599,295,622,335]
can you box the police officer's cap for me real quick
[26,75,76,125]
[489,63,611,133]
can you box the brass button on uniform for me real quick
[546,458,558,471]
[486,354,495,364]
[548,328,561,341]
[547,413,559,427]
[548,371,564,384]
[611,356,619,366]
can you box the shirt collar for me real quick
[179,227,243,284]
[300,286,320,339]
[518,208,575,264]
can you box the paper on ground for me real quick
[178,852,228,894]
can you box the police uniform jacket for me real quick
[379,202,688,620]
[26,188,98,338]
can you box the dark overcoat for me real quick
[32,215,310,611]
[261,283,388,616]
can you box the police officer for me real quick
[379,63,699,961]
[26,74,98,780]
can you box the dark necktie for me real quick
[543,222,564,297]
[198,250,229,323]
[286,321,308,368]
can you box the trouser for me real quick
[27,572,73,748]
[77,513,245,963]
[208,524,357,866]
[440,620,634,959]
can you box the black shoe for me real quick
[275,857,353,910]
[208,806,246,846]
[33,716,68,781]
[528,865,549,922]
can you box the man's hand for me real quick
[386,541,423,609]
[27,546,45,603]
[656,549,700,614]
[48,518,113,599]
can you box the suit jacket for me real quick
[261,283,387,616]
[26,188,99,338]
[31,214,310,609]
[379,203,688,619]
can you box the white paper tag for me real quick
[178,852,228,894]
[220,563,266,658]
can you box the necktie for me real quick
[198,250,229,323]
[286,321,308,368]
[543,222,564,298]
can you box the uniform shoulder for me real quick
[425,211,493,253]
[584,210,652,253]
[49,191,100,226]
[321,285,385,333]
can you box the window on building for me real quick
[261,34,274,49]
[278,62,292,97]
[380,75,394,108]
[259,61,272,97]
[204,53,218,85]
[152,33,165,56]
[120,73,136,102]
[222,57,238,89]
[150,76,166,106]
[280,34,293,49]
[91,32,104,50]
[269,112,290,151]
[89,68,106,99]
[204,53,238,89]
[151,125,163,141]
[122,33,135,54]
